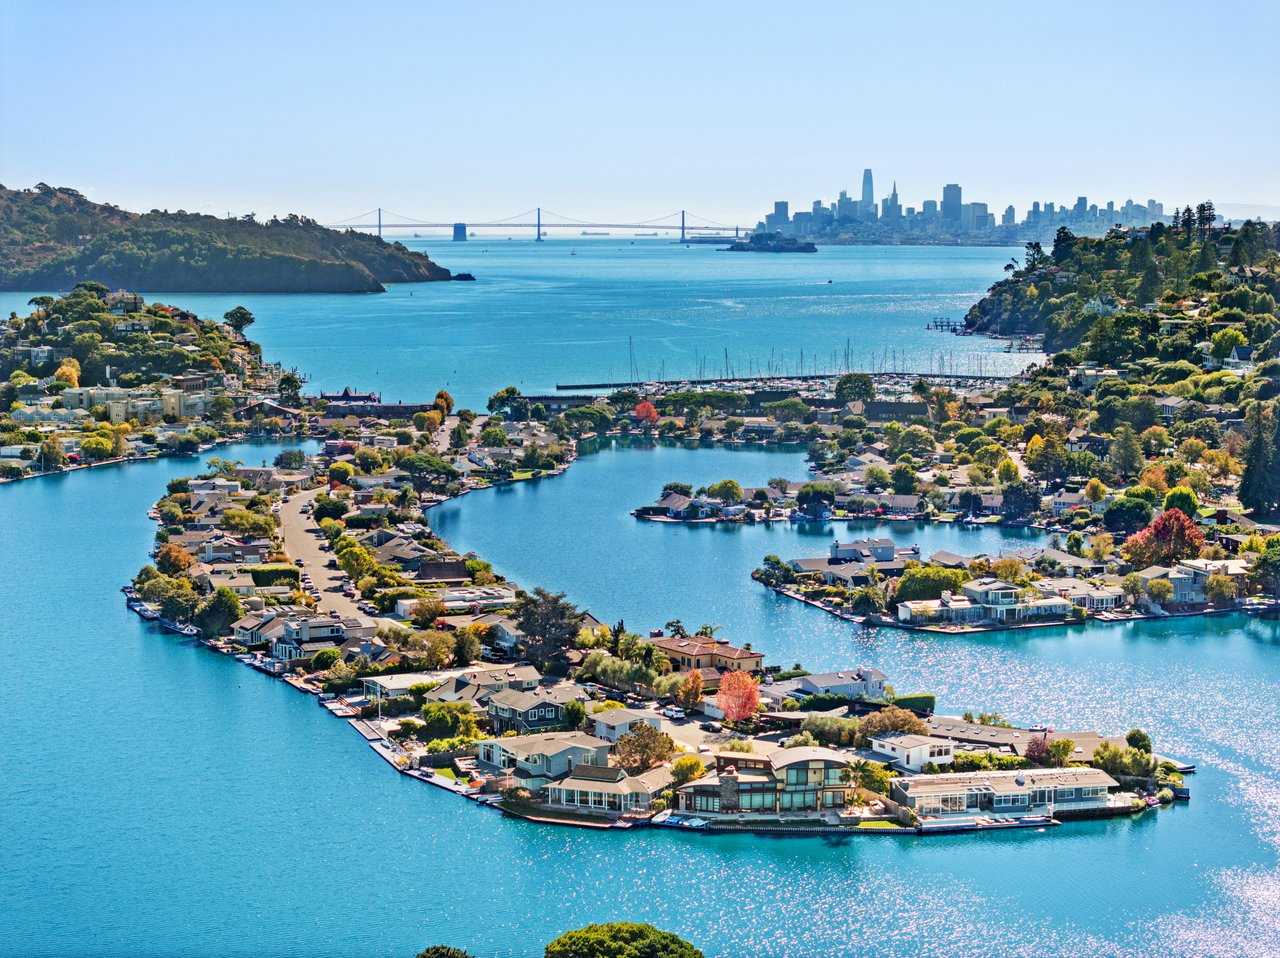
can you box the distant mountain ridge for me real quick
[0,183,458,292]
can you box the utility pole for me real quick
[536,207,543,242]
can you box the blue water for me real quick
[0,240,1029,409]
[5,245,1280,957]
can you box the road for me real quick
[277,487,364,619]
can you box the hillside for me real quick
[964,209,1278,351]
[0,184,457,292]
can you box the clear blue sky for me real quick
[3,0,1277,226]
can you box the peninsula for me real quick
[0,183,460,293]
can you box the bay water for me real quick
[3,244,1277,957]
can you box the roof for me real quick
[895,766,1116,797]
[869,732,952,750]
[653,636,760,660]
[767,746,849,768]
[592,708,652,728]
[488,685,582,712]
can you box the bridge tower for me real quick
[377,208,382,239]
[680,210,686,243]
[452,223,467,241]
[536,207,543,242]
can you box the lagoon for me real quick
[4,243,1280,957]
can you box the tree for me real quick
[1163,485,1199,517]
[1104,496,1153,534]
[1126,728,1152,753]
[274,449,307,470]
[416,948,474,958]
[864,466,891,492]
[1109,424,1145,479]
[514,588,584,662]
[835,373,875,403]
[449,422,471,449]
[1047,737,1075,767]
[716,671,760,723]
[1239,405,1280,515]
[418,630,459,670]
[544,923,703,958]
[453,628,481,666]
[615,722,674,773]
[222,306,256,333]
[1084,478,1108,503]
[155,543,195,576]
[1210,327,1248,361]
[410,599,445,634]
[1087,532,1115,563]
[1205,573,1237,606]
[1121,572,1144,602]
[194,586,244,637]
[894,566,969,602]
[1122,509,1204,568]
[479,426,508,447]
[1024,735,1050,765]
[1146,578,1174,604]
[312,494,348,522]
[705,479,743,503]
[675,670,704,713]
[763,397,810,423]
[311,647,342,671]
[854,705,928,747]
[80,435,115,461]
[278,372,302,408]
[434,390,455,415]
[328,461,356,485]
[562,698,586,730]
[671,754,706,787]
[1000,479,1041,519]
[635,400,658,425]
[890,463,917,495]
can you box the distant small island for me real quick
[723,232,817,253]
[0,183,465,293]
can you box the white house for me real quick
[869,732,955,772]
[591,708,660,743]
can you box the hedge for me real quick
[893,693,937,713]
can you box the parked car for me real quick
[661,706,686,721]
[294,559,305,567]
[699,721,722,733]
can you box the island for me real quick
[0,183,461,293]
[722,231,817,253]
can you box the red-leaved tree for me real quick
[716,671,761,722]
[635,401,659,426]
[1122,508,1204,568]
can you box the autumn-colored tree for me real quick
[634,401,659,426]
[675,669,704,713]
[990,557,1026,584]
[670,754,706,787]
[1084,478,1108,503]
[155,543,195,576]
[1205,573,1237,605]
[716,670,760,723]
[1122,508,1204,568]
[1024,734,1050,765]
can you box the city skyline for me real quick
[2,1,1279,225]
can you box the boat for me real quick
[159,617,199,637]
[681,817,709,829]
[580,231,610,236]
[133,603,160,621]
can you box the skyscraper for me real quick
[861,169,874,208]
[941,184,962,224]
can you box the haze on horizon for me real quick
[2,0,1278,227]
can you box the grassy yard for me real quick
[856,819,905,829]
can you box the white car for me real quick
[661,706,686,721]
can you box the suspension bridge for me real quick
[324,207,742,242]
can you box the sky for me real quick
[2,0,1279,227]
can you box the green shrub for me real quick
[892,693,936,713]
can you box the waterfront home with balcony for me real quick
[1034,577,1126,611]
[487,685,584,734]
[890,767,1120,818]
[475,731,612,790]
[543,764,675,815]
[675,746,853,816]
[961,578,1073,623]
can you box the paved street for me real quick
[277,487,363,619]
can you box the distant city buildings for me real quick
[755,173,1167,244]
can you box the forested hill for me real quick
[964,208,1278,351]
[0,184,456,292]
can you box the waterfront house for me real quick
[544,764,675,815]
[1177,557,1250,599]
[1137,566,1199,605]
[361,672,438,702]
[415,559,471,586]
[1035,577,1125,611]
[897,590,985,625]
[487,685,584,734]
[762,668,888,704]
[437,584,518,612]
[652,636,763,674]
[830,538,897,563]
[591,707,660,743]
[475,731,612,790]
[869,732,955,772]
[676,746,853,816]
[271,613,376,664]
[960,578,1072,622]
[890,767,1120,818]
